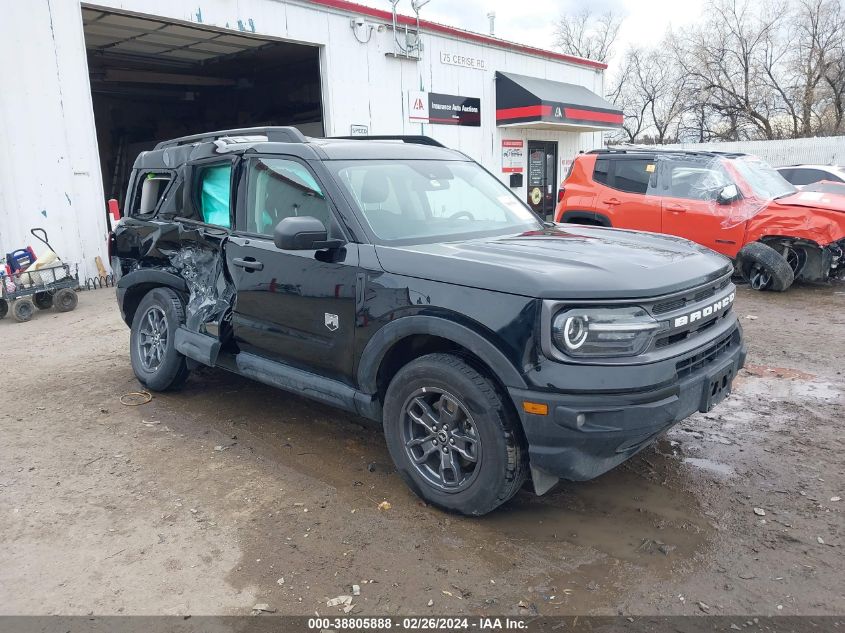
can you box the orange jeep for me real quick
[555,149,845,291]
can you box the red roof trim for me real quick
[302,0,608,70]
[496,105,553,121]
[564,107,623,124]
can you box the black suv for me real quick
[111,127,746,515]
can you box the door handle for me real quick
[603,198,621,206]
[666,203,687,213]
[232,257,264,271]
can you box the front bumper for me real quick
[509,326,746,487]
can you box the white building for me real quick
[0,0,621,279]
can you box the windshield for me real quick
[730,157,797,200]
[331,159,543,244]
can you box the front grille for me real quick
[652,277,731,315]
[654,312,725,348]
[675,328,739,379]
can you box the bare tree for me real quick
[823,43,845,133]
[675,0,786,140]
[607,47,652,141]
[606,40,690,144]
[605,0,845,143]
[553,8,623,63]
[789,0,843,136]
[644,46,690,143]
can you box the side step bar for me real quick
[174,327,381,421]
[233,352,381,421]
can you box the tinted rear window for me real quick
[613,159,655,195]
[593,159,610,185]
[789,168,837,186]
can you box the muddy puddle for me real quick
[138,349,842,615]
[155,366,718,614]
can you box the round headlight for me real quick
[551,306,663,358]
[562,315,589,349]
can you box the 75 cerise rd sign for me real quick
[440,52,486,70]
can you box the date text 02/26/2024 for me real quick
[307,617,527,630]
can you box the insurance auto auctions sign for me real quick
[408,91,481,127]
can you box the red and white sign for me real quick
[501,139,524,173]
[408,91,429,123]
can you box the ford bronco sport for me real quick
[111,127,746,515]
[556,149,845,292]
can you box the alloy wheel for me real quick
[748,264,772,290]
[401,388,481,493]
[138,306,168,371]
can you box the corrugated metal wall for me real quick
[644,137,845,167]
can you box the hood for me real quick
[772,187,845,214]
[374,226,733,299]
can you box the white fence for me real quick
[628,136,845,167]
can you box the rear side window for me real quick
[613,159,655,195]
[197,164,232,228]
[789,168,836,186]
[593,159,610,185]
[129,171,172,217]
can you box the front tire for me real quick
[738,242,794,291]
[129,287,190,391]
[383,353,527,515]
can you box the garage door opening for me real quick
[82,6,324,207]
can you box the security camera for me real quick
[351,17,365,28]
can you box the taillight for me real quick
[108,198,122,222]
[558,187,566,203]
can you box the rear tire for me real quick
[383,353,527,516]
[33,292,53,310]
[738,242,794,292]
[129,287,190,391]
[0,299,7,320]
[12,299,35,323]
[53,288,78,312]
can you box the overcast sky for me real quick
[353,0,707,74]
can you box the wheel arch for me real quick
[117,270,188,326]
[748,236,829,282]
[358,316,528,402]
[559,210,611,227]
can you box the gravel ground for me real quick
[0,282,842,616]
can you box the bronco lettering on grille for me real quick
[673,292,735,328]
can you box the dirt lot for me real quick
[0,283,842,616]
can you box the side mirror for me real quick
[273,216,344,250]
[717,184,739,205]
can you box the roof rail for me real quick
[590,147,749,159]
[329,135,445,148]
[155,126,307,149]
